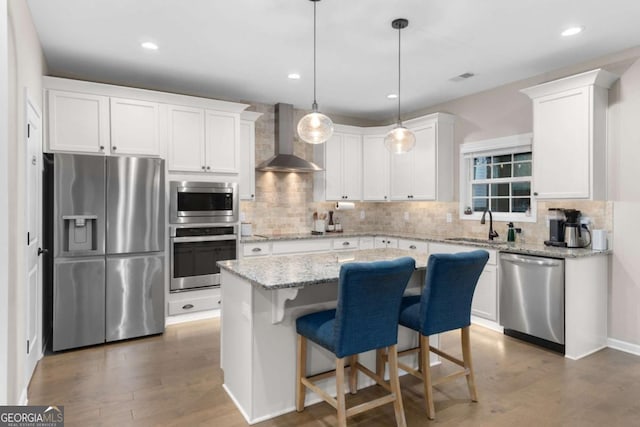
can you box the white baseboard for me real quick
[471,316,503,333]
[18,387,28,405]
[165,309,220,326]
[607,337,640,357]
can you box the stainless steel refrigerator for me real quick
[45,154,165,351]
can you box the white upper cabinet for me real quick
[167,105,206,172]
[239,111,262,200]
[167,108,241,174]
[323,128,362,201]
[521,69,618,200]
[47,90,110,154]
[362,132,390,201]
[390,113,454,201]
[110,97,160,156]
[205,110,240,174]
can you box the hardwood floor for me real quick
[28,319,640,426]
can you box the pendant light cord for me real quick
[397,24,402,126]
[312,0,318,111]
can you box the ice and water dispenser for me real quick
[62,215,98,252]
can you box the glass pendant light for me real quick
[297,0,334,145]
[384,18,416,154]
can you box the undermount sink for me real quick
[445,237,503,245]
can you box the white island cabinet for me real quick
[218,249,429,424]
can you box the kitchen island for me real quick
[217,248,429,424]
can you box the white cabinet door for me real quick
[411,124,437,200]
[239,119,256,200]
[110,97,160,156]
[47,90,109,154]
[471,265,497,321]
[390,148,413,200]
[374,237,398,248]
[532,87,590,199]
[324,132,362,201]
[398,239,429,253]
[167,105,206,172]
[205,110,240,174]
[324,133,343,201]
[362,135,390,201]
[341,134,362,200]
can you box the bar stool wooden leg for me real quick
[420,334,435,419]
[336,357,347,427]
[387,344,407,427]
[296,335,307,412]
[349,355,358,394]
[375,348,385,381]
[461,326,478,402]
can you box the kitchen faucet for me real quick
[481,209,499,240]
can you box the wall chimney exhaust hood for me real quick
[255,103,323,172]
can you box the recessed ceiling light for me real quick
[387,93,398,99]
[561,26,584,37]
[287,73,301,80]
[141,41,159,50]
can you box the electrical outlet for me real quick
[360,210,365,220]
[404,212,410,221]
[446,213,452,223]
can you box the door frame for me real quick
[23,90,43,389]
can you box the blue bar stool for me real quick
[392,250,489,419]
[295,257,416,427]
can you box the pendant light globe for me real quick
[298,0,333,145]
[297,109,334,144]
[384,125,416,153]
[386,18,415,154]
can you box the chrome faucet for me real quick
[481,209,499,240]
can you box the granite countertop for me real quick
[218,248,429,290]
[240,231,610,259]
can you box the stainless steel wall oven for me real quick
[170,225,237,292]
[170,181,238,224]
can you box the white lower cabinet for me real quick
[428,243,498,322]
[332,237,359,251]
[374,237,399,248]
[271,239,332,255]
[242,242,271,258]
[168,293,221,316]
[359,237,374,250]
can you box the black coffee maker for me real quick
[544,208,567,247]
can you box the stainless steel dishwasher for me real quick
[500,253,565,353]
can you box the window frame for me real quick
[459,133,537,223]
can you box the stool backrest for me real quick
[419,250,489,336]
[334,257,416,358]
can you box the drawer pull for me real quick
[342,242,350,246]
[252,247,262,252]
[182,304,194,310]
[409,245,417,250]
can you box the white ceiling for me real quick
[26,0,640,121]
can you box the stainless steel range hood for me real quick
[255,103,323,172]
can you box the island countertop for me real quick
[217,248,430,290]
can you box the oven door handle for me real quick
[171,235,237,243]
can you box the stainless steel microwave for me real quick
[169,181,238,224]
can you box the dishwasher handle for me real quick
[501,253,562,267]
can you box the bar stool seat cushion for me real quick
[296,309,338,354]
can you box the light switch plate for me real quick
[360,210,365,220]
[404,212,410,221]
[446,213,452,223]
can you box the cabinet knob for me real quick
[202,166,206,170]
[384,196,387,200]
[251,194,255,198]
[533,192,539,196]
[182,304,194,310]
[206,166,211,171]
[112,146,117,151]
[252,247,262,252]
[99,145,105,151]
[342,241,350,246]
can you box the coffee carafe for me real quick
[563,209,591,248]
